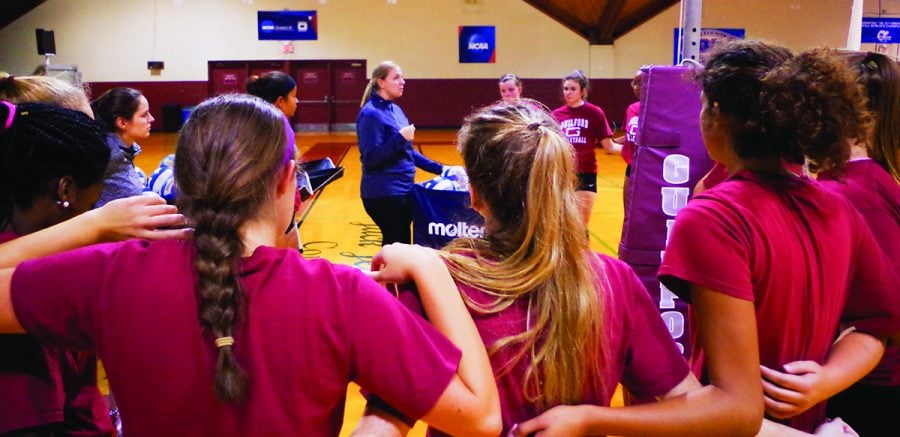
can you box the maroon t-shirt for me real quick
[401,253,689,435]
[551,103,614,174]
[818,159,900,386]
[621,102,640,166]
[12,239,461,436]
[659,170,900,432]
[0,230,111,435]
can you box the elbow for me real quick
[470,412,502,437]
[730,400,764,436]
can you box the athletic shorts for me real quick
[576,172,597,193]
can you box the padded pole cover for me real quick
[619,65,713,357]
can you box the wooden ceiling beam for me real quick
[591,0,627,44]
[522,0,591,41]
[613,0,680,40]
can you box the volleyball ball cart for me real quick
[411,166,484,250]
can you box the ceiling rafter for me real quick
[523,0,679,45]
[592,0,628,44]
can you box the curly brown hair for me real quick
[700,40,873,173]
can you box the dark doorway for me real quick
[208,59,366,132]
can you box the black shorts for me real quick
[576,172,597,193]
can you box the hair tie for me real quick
[528,122,541,131]
[214,336,235,348]
[1,101,16,131]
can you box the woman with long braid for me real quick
[0,94,500,436]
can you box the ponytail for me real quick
[360,79,377,108]
[840,51,900,182]
[90,87,143,133]
[441,100,606,409]
[701,41,872,173]
[760,48,872,173]
[246,71,296,104]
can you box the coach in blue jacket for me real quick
[357,61,444,245]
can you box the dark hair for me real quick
[174,94,289,404]
[246,71,297,104]
[700,40,872,172]
[90,87,143,133]
[0,101,109,230]
[631,69,646,100]
[499,73,522,88]
[839,51,899,181]
[563,70,589,99]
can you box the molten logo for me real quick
[428,221,484,238]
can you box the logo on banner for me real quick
[862,18,899,44]
[258,11,318,41]
[673,28,745,64]
[459,26,496,63]
[427,221,484,238]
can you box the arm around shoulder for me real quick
[369,244,501,436]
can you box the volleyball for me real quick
[145,165,177,204]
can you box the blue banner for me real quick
[862,17,900,44]
[673,28,745,64]
[411,184,485,249]
[459,26,496,63]
[258,10,317,40]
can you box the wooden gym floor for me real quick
[127,129,627,435]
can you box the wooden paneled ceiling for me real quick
[523,0,680,44]
[0,0,678,46]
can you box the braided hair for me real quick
[0,101,109,230]
[174,94,289,403]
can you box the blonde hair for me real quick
[441,100,607,409]
[360,61,399,107]
[0,73,91,115]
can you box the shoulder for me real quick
[590,253,642,299]
[550,105,567,118]
[585,102,607,115]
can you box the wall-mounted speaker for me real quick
[36,28,56,55]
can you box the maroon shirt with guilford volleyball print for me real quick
[552,102,614,174]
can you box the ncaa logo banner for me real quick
[258,10,317,40]
[861,17,900,44]
[459,26,496,63]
